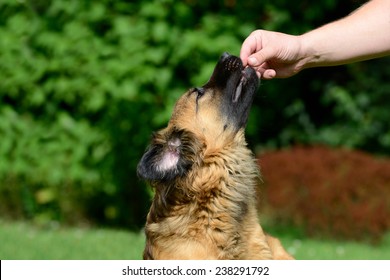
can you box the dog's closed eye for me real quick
[192,87,205,97]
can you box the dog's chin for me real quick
[204,52,259,130]
[224,64,258,130]
[232,67,256,103]
[201,53,259,131]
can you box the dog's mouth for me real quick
[233,67,253,103]
[203,52,259,130]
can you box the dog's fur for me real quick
[137,53,293,260]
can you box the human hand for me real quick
[240,30,306,79]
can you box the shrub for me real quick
[1,0,389,230]
[0,0,254,227]
[259,146,390,242]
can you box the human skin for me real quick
[240,0,390,79]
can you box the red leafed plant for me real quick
[258,145,390,242]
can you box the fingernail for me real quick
[248,57,259,66]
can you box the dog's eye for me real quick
[193,87,205,98]
[192,87,204,96]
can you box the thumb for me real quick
[247,47,277,67]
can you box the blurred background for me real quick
[1,0,389,259]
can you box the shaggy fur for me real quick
[138,53,293,260]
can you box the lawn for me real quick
[278,232,390,260]
[0,219,145,260]
[1,219,389,260]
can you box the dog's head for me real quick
[137,53,259,183]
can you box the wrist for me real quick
[297,33,322,70]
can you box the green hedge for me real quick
[1,0,389,229]
[0,0,254,228]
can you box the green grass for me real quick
[1,219,389,260]
[278,233,390,260]
[0,220,145,259]
[267,225,390,260]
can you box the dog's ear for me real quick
[137,129,200,182]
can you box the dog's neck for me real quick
[147,143,260,225]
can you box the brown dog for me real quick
[137,53,293,260]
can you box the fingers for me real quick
[240,30,279,79]
[262,69,277,79]
[247,46,276,67]
[254,67,276,79]
[240,31,262,66]
[245,48,278,79]
[248,56,259,66]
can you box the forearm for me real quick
[299,0,390,69]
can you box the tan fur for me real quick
[139,55,293,260]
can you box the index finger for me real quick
[240,35,260,66]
